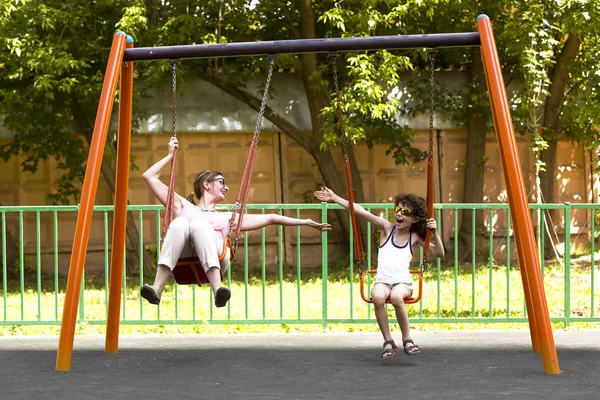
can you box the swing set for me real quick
[55,15,560,375]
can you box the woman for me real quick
[314,187,444,359]
[141,137,331,308]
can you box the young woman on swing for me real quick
[141,136,332,308]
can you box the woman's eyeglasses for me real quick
[212,178,226,187]
[394,206,412,216]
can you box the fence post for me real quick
[564,202,571,327]
[321,202,328,329]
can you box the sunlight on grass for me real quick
[1,264,599,336]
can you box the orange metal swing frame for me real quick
[57,18,560,374]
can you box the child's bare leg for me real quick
[371,283,396,358]
[390,285,412,340]
[372,284,393,339]
[390,285,420,355]
[374,302,391,339]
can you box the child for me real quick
[314,187,444,359]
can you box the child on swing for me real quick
[314,187,444,359]
[141,137,331,308]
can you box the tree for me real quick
[6,0,595,270]
[382,0,511,261]
[135,0,426,255]
[504,0,600,259]
[394,0,600,262]
[0,0,155,272]
[0,0,428,266]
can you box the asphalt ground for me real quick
[0,330,598,400]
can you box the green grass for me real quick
[1,263,599,336]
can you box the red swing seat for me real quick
[170,237,232,286]
[360,269,423,304]
[172,258,210,286]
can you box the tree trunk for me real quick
[197,70,355,253]
[540,34,581,259]
[297,0,366,252]
[459,49,488,262]
[71,98,156,274]
[99,157,156,273]
[196,0,368,260]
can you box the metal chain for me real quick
[228,55,277,241]
[421,48,437,274]
[428,49,437,156]
[329,53,348,155]
[161,61,179,243]
[171,61,178,138]
[330,53,367,272]
[252,56,277,145]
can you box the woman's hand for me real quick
[313,187,336,202]
[426,218,437,232]
[168,136,178,156]
[306,219,332,231]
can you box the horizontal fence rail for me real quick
[0,203,598,328]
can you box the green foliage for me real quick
[291,182,323,203]
[0,0,147,204]
[506,0,600,146]
[5,239,36,280]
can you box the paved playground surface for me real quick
[0,330,598,400]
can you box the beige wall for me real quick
[0,129,597,274]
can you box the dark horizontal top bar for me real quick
[123,32,480,62]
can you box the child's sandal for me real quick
[403,339,420,356]
[381,340,398,360]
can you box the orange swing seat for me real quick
[359,269,423,304]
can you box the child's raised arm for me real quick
[313,187,389,230]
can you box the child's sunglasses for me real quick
[394,206,413,216]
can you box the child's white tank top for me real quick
[376,226,414,284]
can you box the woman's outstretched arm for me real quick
[237,213,332,232]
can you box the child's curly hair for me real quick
[393,193,428,240]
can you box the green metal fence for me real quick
[1,203,598,328]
